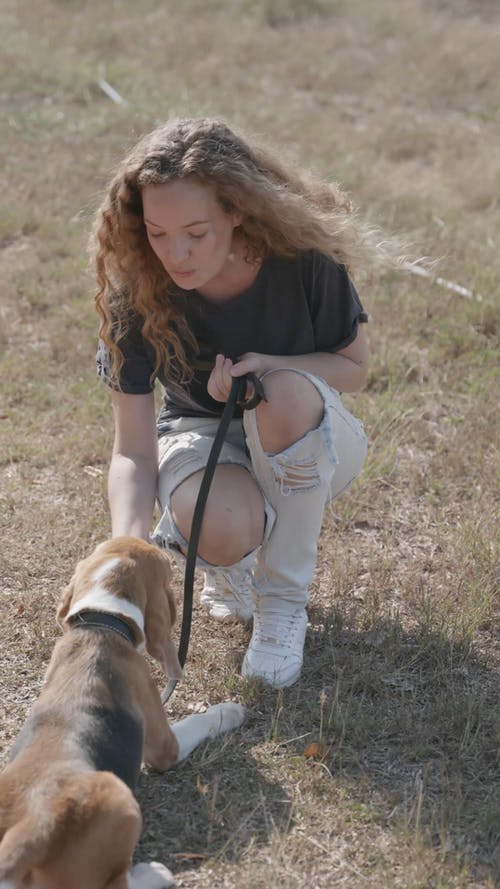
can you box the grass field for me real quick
[1,0,499,886]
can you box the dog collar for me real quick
[69,610,137,646]
[66,591,145,651]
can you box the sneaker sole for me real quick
[240,655,302,688]
[200,602,253,623]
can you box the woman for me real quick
[91,117,369,689]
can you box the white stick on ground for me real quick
[402,261,482,301]
[98,79,128,106]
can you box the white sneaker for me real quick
[200,569,254,622]
[241,599,308,688]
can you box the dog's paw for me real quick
[206,701,245,735]
[128,860,175,888]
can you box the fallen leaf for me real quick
[196,774,209,795]
[303,741,329,760]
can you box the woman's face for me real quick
[142,179,241,292]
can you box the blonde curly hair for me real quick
[90,116,369,386]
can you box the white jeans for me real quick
[153,371,367,604]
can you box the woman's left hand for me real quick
[231,351,269,379]
[207,352,270,403]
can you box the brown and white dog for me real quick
[0,537,244,889]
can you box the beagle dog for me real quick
[0,537,244,889]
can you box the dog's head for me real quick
[57,537,182,680]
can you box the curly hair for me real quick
[89,117,373,386]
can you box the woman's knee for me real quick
[170,464,265,566]
[255,370,324,454]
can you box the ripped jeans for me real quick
[153,371,367,606]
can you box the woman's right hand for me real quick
[207,354,237,402]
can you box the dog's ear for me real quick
[144,562,182,680]
[56,581,75,630]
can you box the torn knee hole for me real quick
[273,457,321,493]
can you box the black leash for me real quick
[161,373,265,704]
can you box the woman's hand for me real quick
[231,352,268,378]
[207,352,271,403]
[207,354,234,402]
[207,329,369,401]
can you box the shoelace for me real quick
[253,608,304,649]
[206,570,253,606]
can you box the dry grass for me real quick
[1,0,499,886]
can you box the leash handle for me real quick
[236,372,266,411]
[161,374,264,704]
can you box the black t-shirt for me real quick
[97,250,368,435]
